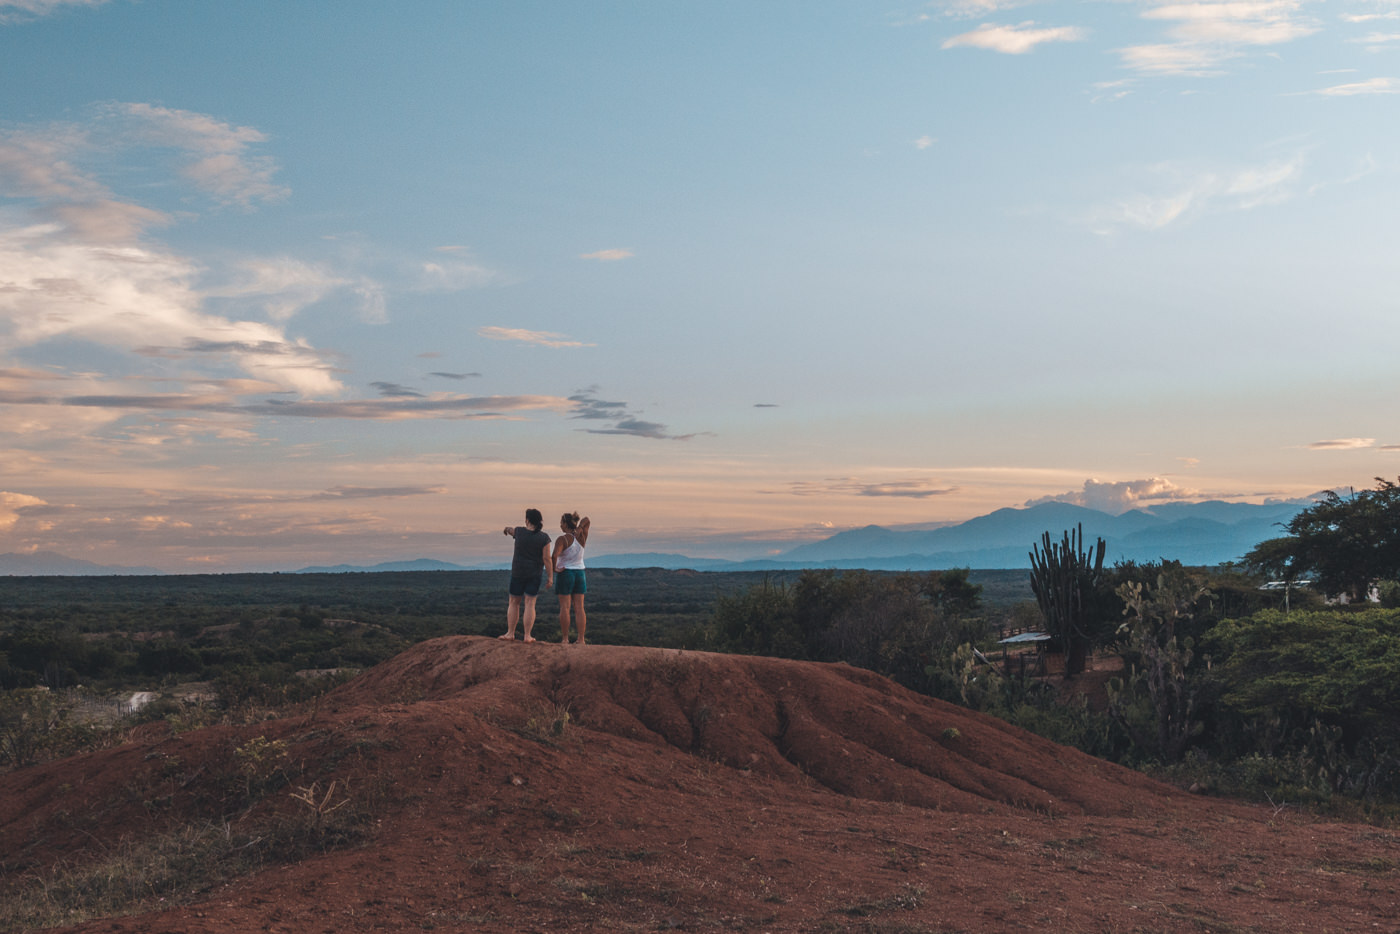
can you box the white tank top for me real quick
[556,532,585,570]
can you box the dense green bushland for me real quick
[0,568,781,694]
[708,561,1400,811]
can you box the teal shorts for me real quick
[555,568,587,596]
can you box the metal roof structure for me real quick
[997,631,1052,644]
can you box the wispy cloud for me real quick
[111,103,289,207]
[1091,79,1136,103]
[477,326,594,348]
[1117,42,1238,77]
[0,368,573,421]
[569,388,699,440]
[942,21,1087,54]
[1349,30,1400,52]
[1308,437,1378,449]
[582,417,700,440]
[1088,152,1306,232]
[1314,76,1400,95]
[418,250,498,291]
[580,248,634,261]
[568,390,629,420]
[925,0,1036,20]
[370,381,424,399]
[784,477,959,499]
[1026,477,1198,513]
[307,485,444,500]
[1119,0,1318,77]
[428,371,482,380]
[0,0,106,23]
[201,256,369,323]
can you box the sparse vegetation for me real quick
[521,703,573,741]
[0,775,374,932]
[0,688,112,770]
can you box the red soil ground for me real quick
[3,636,1398,932]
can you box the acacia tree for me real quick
[1245,477,1400,602]
[1029,524,1108,678]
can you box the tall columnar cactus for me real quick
[1028,523,1107,678]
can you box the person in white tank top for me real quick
[551,512,591,643]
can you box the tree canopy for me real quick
[1245,477,1400,601]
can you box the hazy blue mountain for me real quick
[770,500,1304,570]
[586,553,743,571]
[0,551,163,576]
[292,558,472,573]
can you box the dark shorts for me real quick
[508,572,542,597]
[555,568,587,596]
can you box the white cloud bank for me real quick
[1119,0,1318,76]
[0,490,45,530]
[1026,477,1198,513]
[0,106,358,396]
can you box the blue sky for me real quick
[1,0,1397,571]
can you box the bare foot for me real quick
[523,636,536,644]
[577,639,586,646]
[497,632,515,640]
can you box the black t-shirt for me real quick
[510,527,551,578]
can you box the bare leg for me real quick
[558,594,571,643]
[574,594,587,645]
[522,595,538,643]
[500,594,522,639]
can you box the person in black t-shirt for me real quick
[499,508,552,643]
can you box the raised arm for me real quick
[575,516,590,548]
[503,526,515,537]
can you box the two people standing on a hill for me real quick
[552,512,590,644]
[499,508,590,644]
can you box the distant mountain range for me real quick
[291,558,472,574]
[291,500,1303,573]
[758,500,1306,571]
[1,500,1306,576]
[0,551,163,576]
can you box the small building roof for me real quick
[998,631,1052,644]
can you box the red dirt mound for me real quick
[2,636,1397,933]
[343,637,1174,818]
